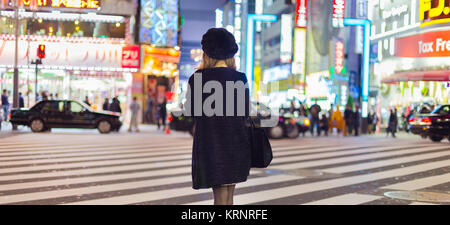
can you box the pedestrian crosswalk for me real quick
[0,130,448,205]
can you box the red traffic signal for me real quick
[37,44,45,59]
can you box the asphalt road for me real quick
[0,124,449,205]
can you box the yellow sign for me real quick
[22,0,100,9]
[420,0,450,27]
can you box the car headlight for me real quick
[304,118,310,126]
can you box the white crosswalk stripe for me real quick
[0,131,448,205]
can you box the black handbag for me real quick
[248,117,273,168]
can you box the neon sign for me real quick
[295,0,307,28]
[332,0,345,28]
[420,0,450,27]
[335,41,344,74]
[22,0,100,9]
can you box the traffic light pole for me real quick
[31,59,42,101]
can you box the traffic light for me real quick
[37,44,45,59]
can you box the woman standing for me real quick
[186,28,251,205]
[387,109,398,138]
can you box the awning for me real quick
[381,70,450,83]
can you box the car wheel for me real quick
[30,119,45,132]
[285,124,299,139]
[268,125,284,139]
[97,120,112,134]
[430,135,443,143]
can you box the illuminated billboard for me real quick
[20,0,101,9]
[140,0,178,47]
[420,0,450,27]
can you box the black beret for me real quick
[201,28,239,60]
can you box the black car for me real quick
[408,104,450,142]
[10,100,122,134]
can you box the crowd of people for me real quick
[287,100,380,137]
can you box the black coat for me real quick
[187,67,251,190]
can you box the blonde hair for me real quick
[198,53,236,70]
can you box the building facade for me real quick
[0,0,139,113]
[369,0,450,125]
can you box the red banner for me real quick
[122,45,140,69]
[295,0,307,28]
[395,30,450,57]
[332,0,345,28]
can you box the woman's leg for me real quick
[227,185,236,205]
[212,186,229,205]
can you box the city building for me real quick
[131,0,180,123]
[0,0,139,111]
[369,0,450,124]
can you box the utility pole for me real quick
[31,59,42,101]
[12,1,20,130]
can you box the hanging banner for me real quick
[295,0,307,28]
[334,40,345,75]
[332,0,345,28]
[280,14,293,63]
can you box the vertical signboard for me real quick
[295,0,307,28]
[215,8,223,28]
[293,0,307,92]
[280,14,293,63]
[334,40,345,75]
[332,0,345,28]
[292,28,306,90]
[355,0,367,54]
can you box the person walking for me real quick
[309,101,321,136]
[145,95,153,123]
[102,98,110,111]
[353,105,360,136]
[186,28,251,205]
[330,105,344,135]
[320,114,329,136]
[387,109,398,138]
[19,92,24,108]
[1,89,10,122]
[344,104,353,136]
[109,97,122,114]
[156,97,167,130]
[128,97,140,132]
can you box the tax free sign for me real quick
[395,30,450,57]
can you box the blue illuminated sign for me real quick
[343,18,371,118]
[246,14,277,94]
